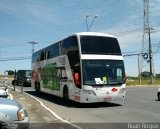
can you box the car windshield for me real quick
[25,71,31,78]
[82,60,125,86]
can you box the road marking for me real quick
[8,93,13,99]
[26,93,82,129]
[8,86,82,129]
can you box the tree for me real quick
[141,71,150,78]
[156,74,160,78]
[7,70,15,75]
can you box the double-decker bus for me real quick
[31,32,126,103]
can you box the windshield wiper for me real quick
[91,84,105,87]
[84,83,104,87]
[108,82,124,85]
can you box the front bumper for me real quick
[78,87,125,103]
[3,117,29,129]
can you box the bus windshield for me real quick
[80,36,121,55]
[82,60,125,86]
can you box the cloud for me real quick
[100,22,143,53]
[0,1,62,27]
[118,32,142,51]
[150,0,160,16]
[0,37,14,45]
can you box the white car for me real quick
[0,80,8,91]
[0,89,12,99]
[157,88,160,101]
[0,98,29,129]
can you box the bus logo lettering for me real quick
[111,88,118,92]
[59,57,65,65]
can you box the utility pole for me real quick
[142,0,154,84]
[138,54,141,84]
[14,70,16,91]
[148,27,153,84]
[28,41,38,53]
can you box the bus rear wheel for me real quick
[63,86,69,101]
[35,81,40,93]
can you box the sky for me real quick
[0,0,160,76]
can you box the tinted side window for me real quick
[32,51,41,63]
[61,36,78,55]
[50,43,60,58]
[40,50,45,61]
[45,42,60,59]
[61,36,79,67]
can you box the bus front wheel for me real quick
[158,93,160,101]
[63,86,69,101]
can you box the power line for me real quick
[0,25,160,50]
[0,57,31,61]
[0,43,28,48]
[122,50,141,54]
[111,24,160,36]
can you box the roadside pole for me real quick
[4,71,8,91]
[14,70,16,91]
[21,78,23,93]
[21,84,23,93]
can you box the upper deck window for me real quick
[80,36,121,55]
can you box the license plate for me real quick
[104,97,112,101]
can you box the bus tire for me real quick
[158,93,160,101]
[35,81,40,93]
[63,86,69,101]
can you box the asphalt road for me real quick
[39,87,159,122]
[6,84,160,129]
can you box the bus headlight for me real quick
[83,89,96,95]
[119,88,125,94]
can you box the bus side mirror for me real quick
[74,73,80,88]
[124,74,127,83]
